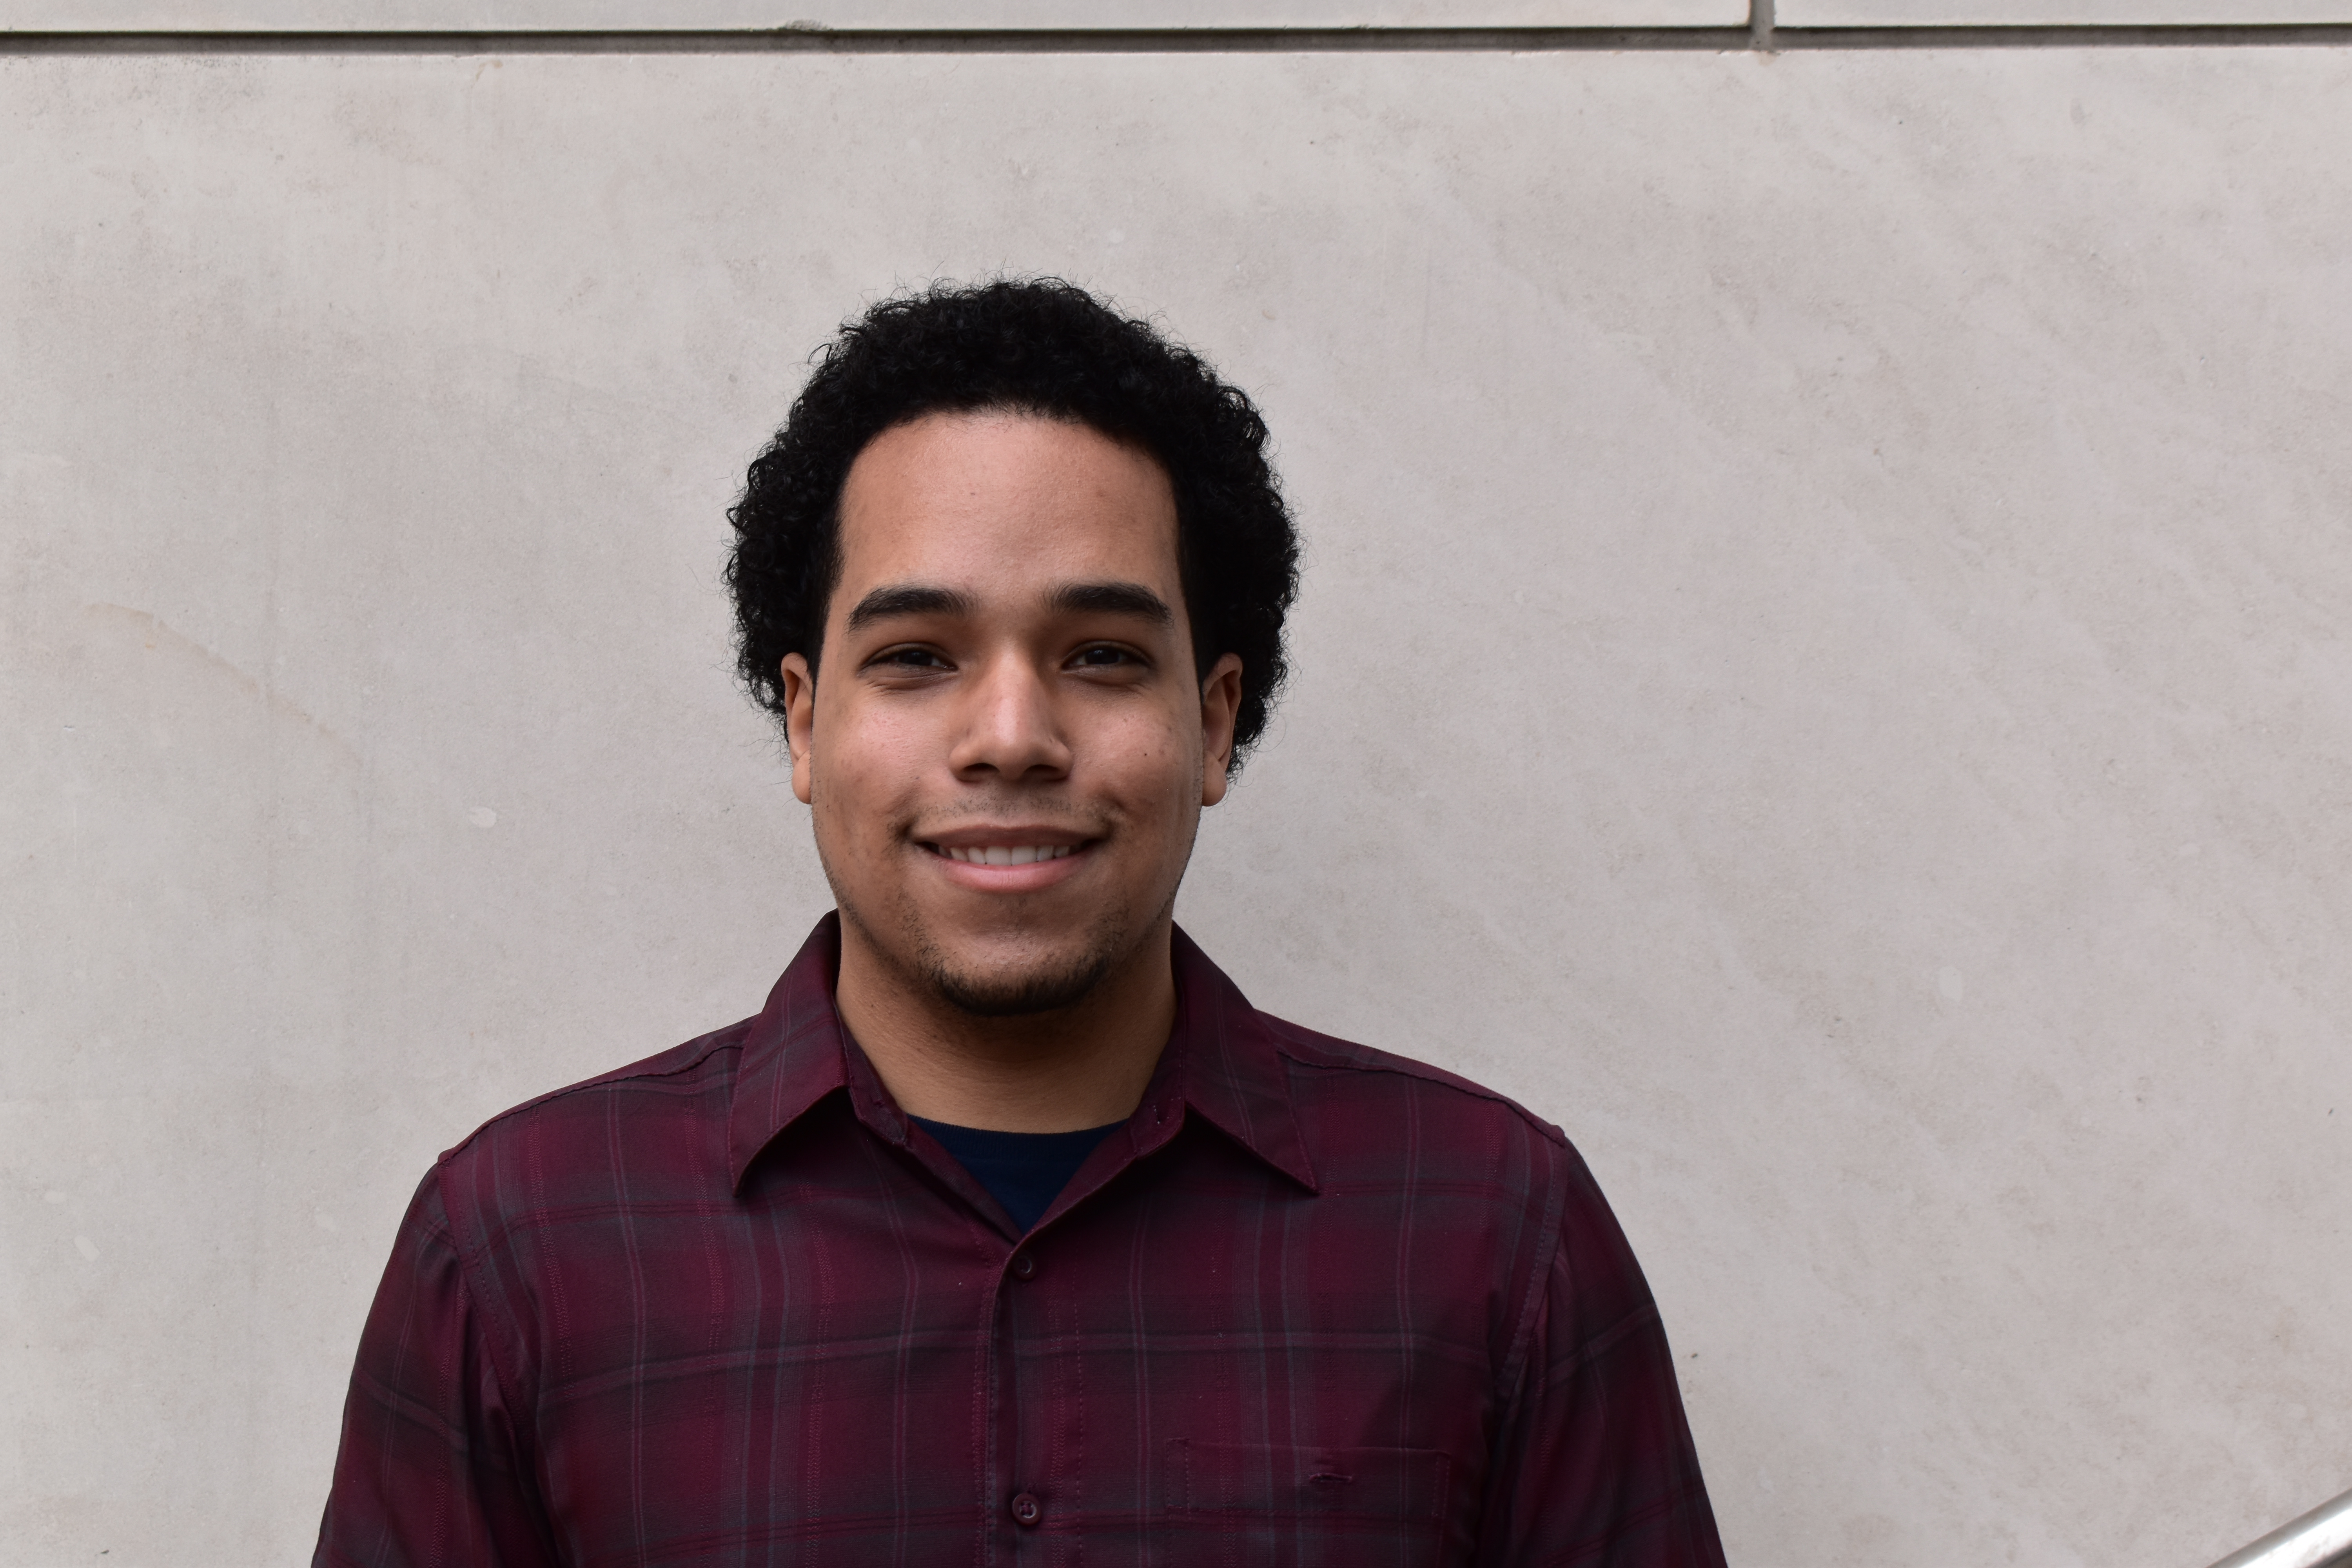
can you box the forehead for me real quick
[833,412,1181,604]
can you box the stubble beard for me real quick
[820,837,1171,1022]
[911,904,1132,1017]
[830,891,1154,1019]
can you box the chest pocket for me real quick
[1163,1439,1454,1566]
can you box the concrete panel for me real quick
[6,46,2351,1568]
[1780,0,2352,26]
[0,0,1752,33]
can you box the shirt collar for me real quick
[725,914,857,1190]
[1158,923,1318,1193]
[728,913,1318,1196]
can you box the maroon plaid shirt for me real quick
[317,916,1723,1567]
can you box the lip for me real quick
[916,826,1098,893]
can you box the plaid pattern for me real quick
[316,916,1724,1567]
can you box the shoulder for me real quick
[426,1014,759,1228]
[1253,1010,1615,1232]
[1259,1011,1572,1152]
[441,1014,756,1162]
[1251,1013,1637,1367]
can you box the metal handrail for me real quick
[2206,1486,2352,1568]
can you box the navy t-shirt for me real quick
[910,1117,1124,1234]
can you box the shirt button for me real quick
[1010,1491,1043,1527]
[1009,1252,1037,1281]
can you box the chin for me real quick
[918,938,1118,1019]
[886,893,1159,1019]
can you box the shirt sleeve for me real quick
[1472,1158,1728,1568]
[313,1169,558,1568]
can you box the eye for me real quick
[1070,643,1143,670]
[870,645,951,671]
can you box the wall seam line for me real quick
[3,23,2352,55]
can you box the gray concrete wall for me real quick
[4,30,2349,1568]
[0,1,1749,28]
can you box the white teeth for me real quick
[941,844,1076,865]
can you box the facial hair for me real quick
[915,909,1126,1016]
[818,816,1175,1020]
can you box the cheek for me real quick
[811,710,927,837]
[1093,719,1199,834]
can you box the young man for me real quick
[315,280,1725,1566]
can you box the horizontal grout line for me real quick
[1,22,2349,54]
[1773,20,2352,43]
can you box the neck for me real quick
[832,918,1176,1133]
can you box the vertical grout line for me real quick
[1750,0,1778,51]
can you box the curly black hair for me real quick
[725,278,1299,770]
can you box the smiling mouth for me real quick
[928,843,1085,867]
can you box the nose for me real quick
[947,649,1072,782]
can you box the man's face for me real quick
[782,411,1242,1017]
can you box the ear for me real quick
[781,652,817,805]
[1198,653,1245,807]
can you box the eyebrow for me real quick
[844,580,1175,631]
[845,584,976,630]
[1048,581,1174,626]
